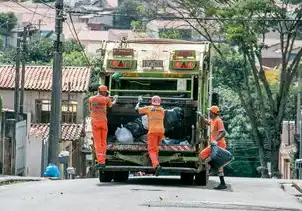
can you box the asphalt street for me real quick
[0,176,301,211]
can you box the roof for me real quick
[120,38,210,44]
[0,65,91,92]
[0,1,88,40]
[147,20,192,30]
[78,30,109,41]
[30,123,84,141]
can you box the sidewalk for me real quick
[0,175,48,185]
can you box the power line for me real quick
[10,0,56,19]
[67,13,91,67]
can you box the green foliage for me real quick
[0,95,2,118]
[213,85,260,177]
[114,0,143,29]
[0,12,17,34]
[159,29,182,39]
[27,38,53,64]
[63,51,87,66]
[0,38,87,66]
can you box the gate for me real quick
[15,120,27,175]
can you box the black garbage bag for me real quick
[164,107,184,132]
[125,117,148,138]
[209,145,234,170]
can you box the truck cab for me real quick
[96,38,212,186]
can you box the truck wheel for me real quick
[113,171,129,182]
[180,173,194,185]
[195,170,208,186]
[99,171,113,183]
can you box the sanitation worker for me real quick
[199,106,227,190]
[89,85,118,168]
[135,95,165,176]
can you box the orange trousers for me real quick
[200,140,227,173]
[148,133,164,168]
[92,120,108,164]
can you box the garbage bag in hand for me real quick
[209,145,234,170]
[43,163,60,178]
[115,127,134,144]
[141,115,148,130]
[164,107,184,132]
[125,118,148,138]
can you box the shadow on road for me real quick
[96,177,233,192]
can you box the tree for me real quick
[0,12,17,48]
[214,86,261,177]
[63,51,87,66]
[161,0,302,178]
[114,0,143,29]
[0,12,17,34]
[0,38,88,66]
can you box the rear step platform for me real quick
[99,166,202,173]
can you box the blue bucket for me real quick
[209,145,234,169]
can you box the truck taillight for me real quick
[171,61,196,70]
[107,59,135,69]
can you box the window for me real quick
[36,100,78,123]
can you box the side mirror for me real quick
[212,92,219,106]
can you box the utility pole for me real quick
[48,0,64,164]
[20,26,28,115]
[298,63,302,179]
[14,37,21,122]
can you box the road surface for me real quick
[0,176,301,211]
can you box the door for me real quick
[15,120,27,175]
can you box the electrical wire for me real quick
[9,0,91,68]
[19,0,301,23]
[67,13,91,67]
[9,0,56,19]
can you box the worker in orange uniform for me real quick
[199,106,227,190]
[89,85,118,168]
[135,95,165,176]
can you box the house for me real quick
[0,65,91,177]
[146,20,194,40]
[279,121,297,179]
[29,123,84,177]
[0,65,91,124]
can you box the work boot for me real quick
[213,183,227,190]
[95,163,106,169]
[154,165,162,176]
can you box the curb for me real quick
[292,181,302,194]
[0,177,49,186]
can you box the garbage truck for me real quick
[95,38,214,186]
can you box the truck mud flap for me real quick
[102,166,204,173]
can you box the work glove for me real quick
[113,95,118,100]
[138,96,143,103]
[210,141,217,146]
[196,111,202,115]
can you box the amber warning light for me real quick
[172,61,196,70]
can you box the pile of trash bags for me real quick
[115,107,185,144]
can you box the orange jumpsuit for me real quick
[138,106,165,168]
[200,116,226,172]
[89,95,112,164]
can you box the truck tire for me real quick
[195,170,208,186]
[180,173,194,185]
[113,171,129,182]
[99,171,113,183]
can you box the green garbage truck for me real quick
[95,38,214,186]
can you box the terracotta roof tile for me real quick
[0,65,91,92]
[30,123,83,141]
